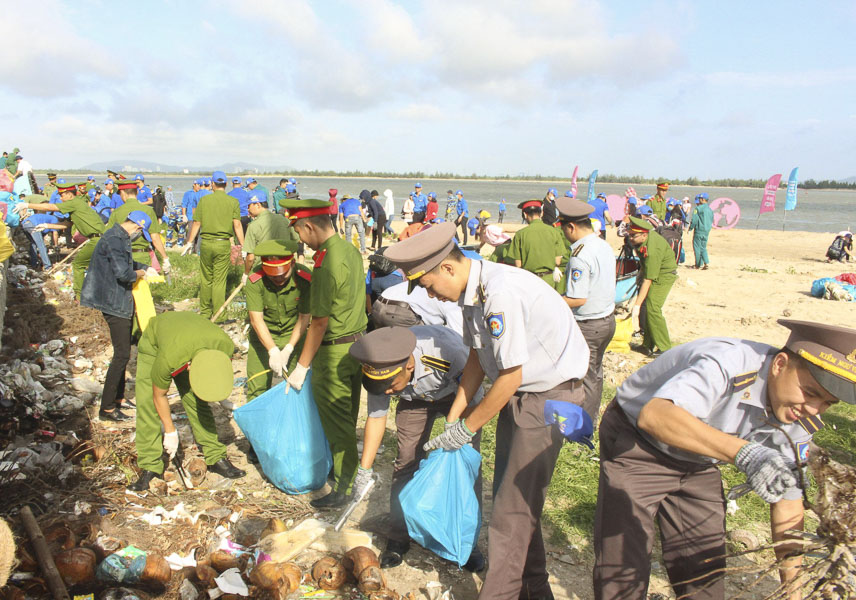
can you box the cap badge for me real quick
[847,348,856,364]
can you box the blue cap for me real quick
[104,178,113,185]
[289,177,297,184]
[666,198,677,206]
[134,174,144,181]
[548,188,558,196]
[203,177,211,185]
[56,177,66,185]
[596,193,606,200]
[699,192,709,200]
[246,177,256,184]
[87,175,95,181]
[428,192,436,199]
[409,192,414,198]
[232,176,242,184]
[126,210,152,242]
[455,189,463,195]
[564,191,575,198]
[211,170,227,184]
[543,400,594,449]
[637,205,654,216]
[415,182,422,188]
[641,194,652,200]
[627,196,638,205]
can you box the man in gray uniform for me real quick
[558,197,617,422]
[384,222,590,600]
[371,280,464,336]
[593,320,856,600]
[349,326,485,571]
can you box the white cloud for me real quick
[392,103,445,121]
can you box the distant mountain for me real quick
[843,176,856,184]
[80,159,293,174]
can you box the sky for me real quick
[3,0,856,180]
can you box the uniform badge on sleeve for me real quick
[571,269,582,282]
[797,441,810,462]
[486,312,505,339]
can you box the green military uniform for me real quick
[245,240,311,400]
[506,217,566,292]
[194,190,240,319]
[135,312,234,474]
[487,241,514,265]
[54,191,106,297]
[243,210,298,269]
[107,199,160,265]
[690,202,714,268]
[631,217,677,352]
[42,183,58,200]
[649,192,668,221]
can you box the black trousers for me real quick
[372,216,387,249]
[101,313,133,412]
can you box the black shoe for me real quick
[119,398,136,409]
[128,470,161,491]
[380,539,410,568]
[99,409,131,422]
[309,490,347,509]
[463,546,485,573]
[208,458,246,479]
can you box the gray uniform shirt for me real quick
[617,338,812,501]
[460,260,589,392]
[566,232,616,320]
[367,325,483,418]
[381,281,464,337]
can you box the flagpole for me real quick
[782,210,787,232]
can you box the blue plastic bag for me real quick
[233,374,332,494]
[400,446,481,567]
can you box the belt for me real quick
[377,296,411,310]
[551,378,582,391]
[88,234,101,239]
[321,331,365,346]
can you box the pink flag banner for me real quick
[0,169,12,193]
[606,194,626,220]
[759,174,782,215]
[570,165,578,197]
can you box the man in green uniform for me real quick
[16,181,106,298]
[628,216,677,356]
[506,199,566,292]
[648,182,670,221]
[183,171,245,320]
[106,181,170,269]
[280,198,368,508]
[42,173,58,199]
[690,192,714,269]
[128,311,246,491]
[242,195,298,281]
[245,239,311,401]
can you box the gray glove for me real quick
[352,467,375,499]
[423,420,475,452]
[734,442,797,503]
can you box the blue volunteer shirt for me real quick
[340,197,362,218]
[588,198,609,230]
[413,193,428,213]
[138,185,153,204]
[25,213,60,226]
[95,196,114,219]
[229,187,252,217]
[456,197,468,218]
[182,190,198,220]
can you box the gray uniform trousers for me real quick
[371,297,423,329]
[593,401,726,600]
[576,314,616,423]
[389,396,483,543]
[481,379,584,600]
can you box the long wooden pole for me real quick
[20,506,70,600]
[210,281,245,322]
[47,240,88,275]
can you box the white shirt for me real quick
[16,160,33,176]
[381,281,464,337]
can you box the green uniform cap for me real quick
[278,198,333,221]
[189,349,234,402]
[253,238,299,258]
[628,216,653,231]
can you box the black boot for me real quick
[380,539,410,568]
[99,409,131,422]
[208,458,246,479]
[309,490,347,509]
[128,470,161,491]
[463,546,486,573]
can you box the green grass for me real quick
[739,265,770,273]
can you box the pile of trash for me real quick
[811,274,856,302]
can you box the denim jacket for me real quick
[80,224,145,318]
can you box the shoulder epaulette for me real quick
[421,355,451,373]
[797,415,824,435]
[731,371,758,392]
[313,249,327,268]
[248,268,264,284]
[296,264,312,282]
[571,244,584,257]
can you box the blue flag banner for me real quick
[785,167,799,211]
[587,170,598,203]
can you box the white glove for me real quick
[145,267,160,280]
[13,203,29,215]
[552,267,563,283]
[241,250,248,259]
[268,346,284,377]
[631,304,640,319]
[280,343,294,367]
[161,257,171,273]
[33,224,47,232]
[181,215,188,223]
[352,467,375,499]
[241,272,249,286]
[285,363,309,392]
[180,244,193,256]
[163,431,179,459]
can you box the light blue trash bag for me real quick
[399,445,481,567]
[233,373,332,494]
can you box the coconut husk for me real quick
[0,518,15,588]
[53,547,96,587]
[311,556,346,590]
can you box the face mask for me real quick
[129,230,143,242]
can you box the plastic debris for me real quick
[214,567,248,596]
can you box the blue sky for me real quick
[3,0,856,180]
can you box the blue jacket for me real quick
[80,224,146,319]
